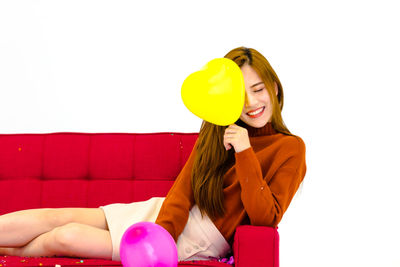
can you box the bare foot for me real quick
[0,247,18,256]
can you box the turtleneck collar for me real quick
[234,119,277,137]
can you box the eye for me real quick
[255,88,264,92]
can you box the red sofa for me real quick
[0,132,279,267]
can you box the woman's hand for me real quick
[223,124,251,153]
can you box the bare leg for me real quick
[0,222,112,259]
[0,208,107,247]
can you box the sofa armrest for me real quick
[233,225,279,267]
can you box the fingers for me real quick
[223,135,233,150]
[224,129,237,134]
[223,124,248,151]
[224,124,239,150]
[224,124,239,135]
[224,140,234,150]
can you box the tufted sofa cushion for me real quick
[0,132,197,213]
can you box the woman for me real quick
[0,46,306,261]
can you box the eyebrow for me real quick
[251,82,264,88]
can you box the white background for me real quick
[1,1,399,266]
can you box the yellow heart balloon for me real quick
[181,58,245,126]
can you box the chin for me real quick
[252,121,268,128]
[240,117,269,128]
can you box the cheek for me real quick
[240,106,245,117]
[261,94,271,105]
[262,94,273,114]
[239,109,249,121]
[239,112,246,120]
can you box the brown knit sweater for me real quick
[155,121,307,245]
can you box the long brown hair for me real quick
[191,47,293,220]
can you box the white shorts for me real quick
[99,197,230,261]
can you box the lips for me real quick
[246,107,265,116]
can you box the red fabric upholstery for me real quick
[0,132,279,267]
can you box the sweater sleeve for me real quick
[234,136,306,227]
[154,140,197,242]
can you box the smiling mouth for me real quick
[246,107,265,117]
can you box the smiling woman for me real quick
[187,47,298,224]
[0,46,306,263]
[146,46,307,266]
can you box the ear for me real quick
[274,82,278,96]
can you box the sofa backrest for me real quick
[0,132,198,215]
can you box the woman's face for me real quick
[239,64,277,128]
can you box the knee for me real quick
[44,223,82,254]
